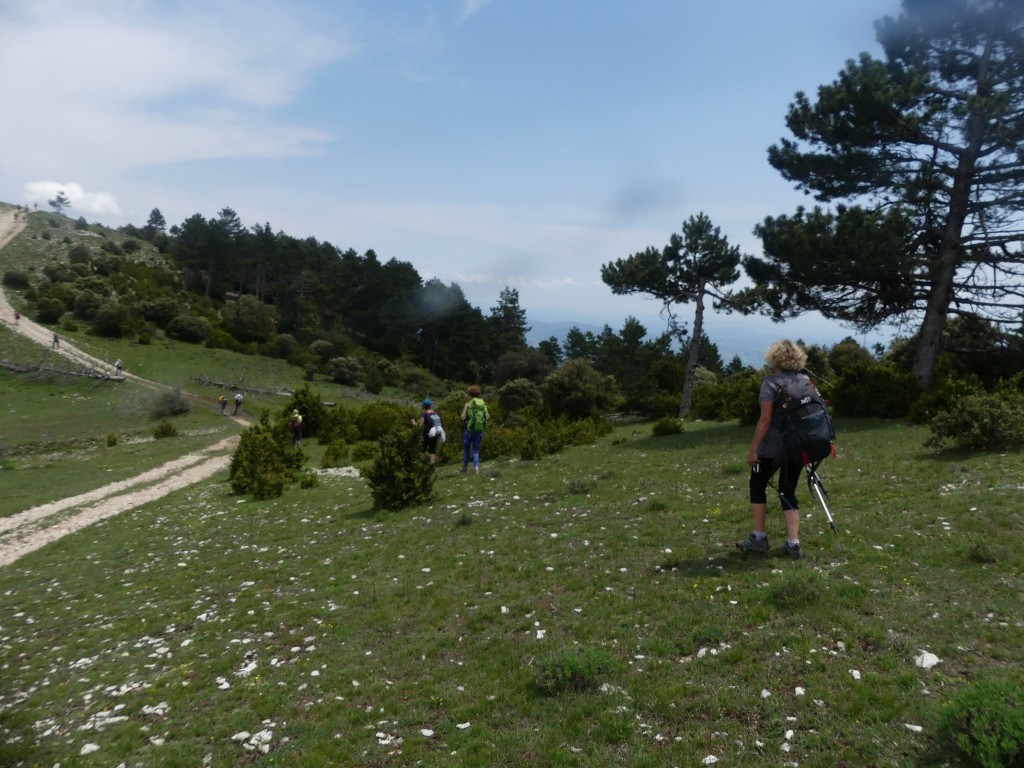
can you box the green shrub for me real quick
[533,646,618,696]
[937,675,1024,768]
[689,373,761,423]
[909,374,984,424]
[651,416,683,436]
[2,270,30,289]
[229,412,298,499]
[35,296,67,324]
[363,366,385,395]
[320,441,351,469]
[105,433,118,447]
[362,428,435,510]
[830,363,918,418]
[350,441,376,462]
[319,406,360,446]
[152,420,177,439]
[356,401,410,441]
[327,356,365,386]
[499,377,544,416]
[299,471,319,489]
[284,385,326,439]
[541,359,622,420]
[167,314,211,343]
[925,392,1024,451]
[68,243,91,263]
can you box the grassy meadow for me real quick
[2,207,1023,766]
[1,357,1023,766]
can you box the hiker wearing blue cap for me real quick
[410,398,443,463]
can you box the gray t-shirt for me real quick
[755,371,808,459]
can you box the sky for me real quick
[0,0,910,363]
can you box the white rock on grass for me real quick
[914,651,941,669]
[80,743,101,755]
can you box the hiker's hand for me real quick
[747,450,758,467]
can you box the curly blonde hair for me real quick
[764,339,807,372]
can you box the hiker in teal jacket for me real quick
[460,385,489,474]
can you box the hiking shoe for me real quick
[779,541,803,560]
[736,534,770,554]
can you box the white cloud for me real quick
[457,0,493,25]
[23,181,121,217]
[0,0,347,185]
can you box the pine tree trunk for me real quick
[678,286,706,418]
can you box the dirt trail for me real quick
[0,208,241,567]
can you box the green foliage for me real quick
[320,441,351,469]
[533,646,618,695]
[34,296,66,324]
[498,377,543,416]
[229,412,301,499]
[220,295,278,344]
[105,432,117,447]
[327,355,365,386]
[2,270,29,289]
[151,387,191,419]
[152,419,178,439]
[309,339,334,362]
[363,366,385,394]
[541,358,622,420]
[925,392,1024,451]
[92,299,133,337]
[362,427,435,510]
[355,401,410,441]
[350,441,376,462]
[318,405,360,446]
[167,314,211,343]
[909,374,984,424]
[283,384,326,439]
[299,471,319,489]
[937,675,1024,768]
[67,243,91,264]
[651,416,683,436]
[688,373,761,424]
[831,363,918,418]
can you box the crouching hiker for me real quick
[411,399,443,463]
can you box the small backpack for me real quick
[773,375,835,467]
[429,412,442,430]
[465,398,487,433]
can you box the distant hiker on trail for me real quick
[411,399,443,464]
[13,310,19,325]
[460,385,489,474]
[736,339,817,561]
[218,394,227,416]
[51,333,59,349]
[233,392,243,415]
[114,358,123,373]
[290,409,303,447]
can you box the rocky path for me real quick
[0,208,240,567]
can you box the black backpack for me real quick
[773,374,835,467]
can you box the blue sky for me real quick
[0,0,908,361]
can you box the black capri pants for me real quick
[749,457,803,510]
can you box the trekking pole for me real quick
[804,458,838,535]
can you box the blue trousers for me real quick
[462,430,484,468]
